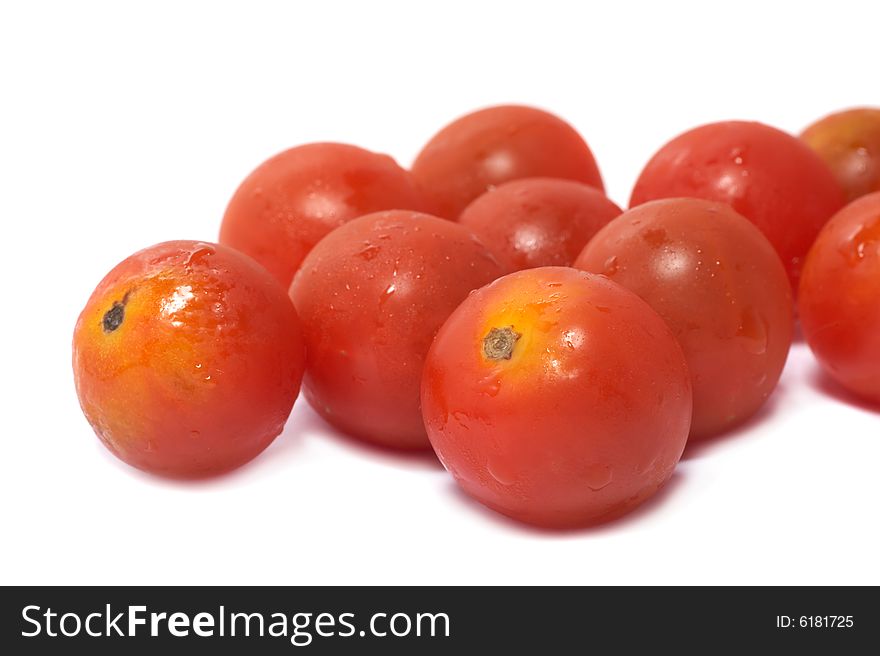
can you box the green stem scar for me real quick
[482,326,521,361]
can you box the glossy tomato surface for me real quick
[799,192,880,403]
[73,241,306,477]
[458,177,622,271]
[220,142,428,288]
[630,121,845,289]
[290,210,505,449]
[575,199,793,438]
[421,267,692,528]
[802,108,880,203]
[411,105,604,219]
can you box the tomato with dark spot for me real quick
[220,143,429,288]
[459,177,622,271]
[801,108,880,203]
[574,199,793,439]
[630,121,845,290]
[421,267,692,528]
[799,192,880,403]
[290,210,505,449]
[73,241,306,477]
[411,105,604,219]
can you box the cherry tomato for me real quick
[73,241,306,477]
[801,108,880,203]
[458,177,622,271]
[574,199,793,439]
[220,142,429,288]
[411,105,604,219]
[421,267,692,528]
[630,121,845,289]
[290,210,505,449]
[800,192,880,403]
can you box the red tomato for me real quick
[800,192,880,403]
[574,199,793,439]
[458,177,622,271]
[290,210,505,449]
[630,121,845,289]
[411,105,604,219]
[421,267,692,528]
[73,241,306,477]
[801,108,880,202]
[220,143,429,288]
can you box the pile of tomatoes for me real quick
[73,105,880,528]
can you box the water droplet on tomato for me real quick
[844,217,880,263]
[603,255,619,275]
[477,374,501,397]
[450,411,471,430]
[356,244,381,260]
[487,458,517,486]
[736,306,768,355]
[184,244,215,271]
[583,463,613,491]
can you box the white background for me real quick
[2,0,878,586]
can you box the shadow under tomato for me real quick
[809,366,880,415]
[94,399,316,488]
[94,398,444,488]
[317,420,445,472]
[92,442,279,489]
[681,382,787,461]
[445,470,687,537]
[791,318,804,344]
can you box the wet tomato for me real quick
[799,192,880,403]
[73,241,306,477]
[411,105,604,219]
[421,267,692,528]
[458,177,622,271]
[219,142,429,288]
[801,108,880,203]
[574,199,793,439]
[290,210,505,449]
[630,121,845,289]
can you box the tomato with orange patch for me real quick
[421,267,692,528]
[73,241,305,477]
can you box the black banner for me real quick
[1,586,875,653]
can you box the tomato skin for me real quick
[73,241,305,478]
[575,199,793,439]
[630,121,845,290]
[802,108,880,203]
[411,105,604,219]
[421,267,692,528]
[220,142,429,288]
[458,177,622,271]
[290,210,505,449]
[799,192,880,403]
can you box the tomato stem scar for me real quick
[102,291,131,334]
[482,326,521,360]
